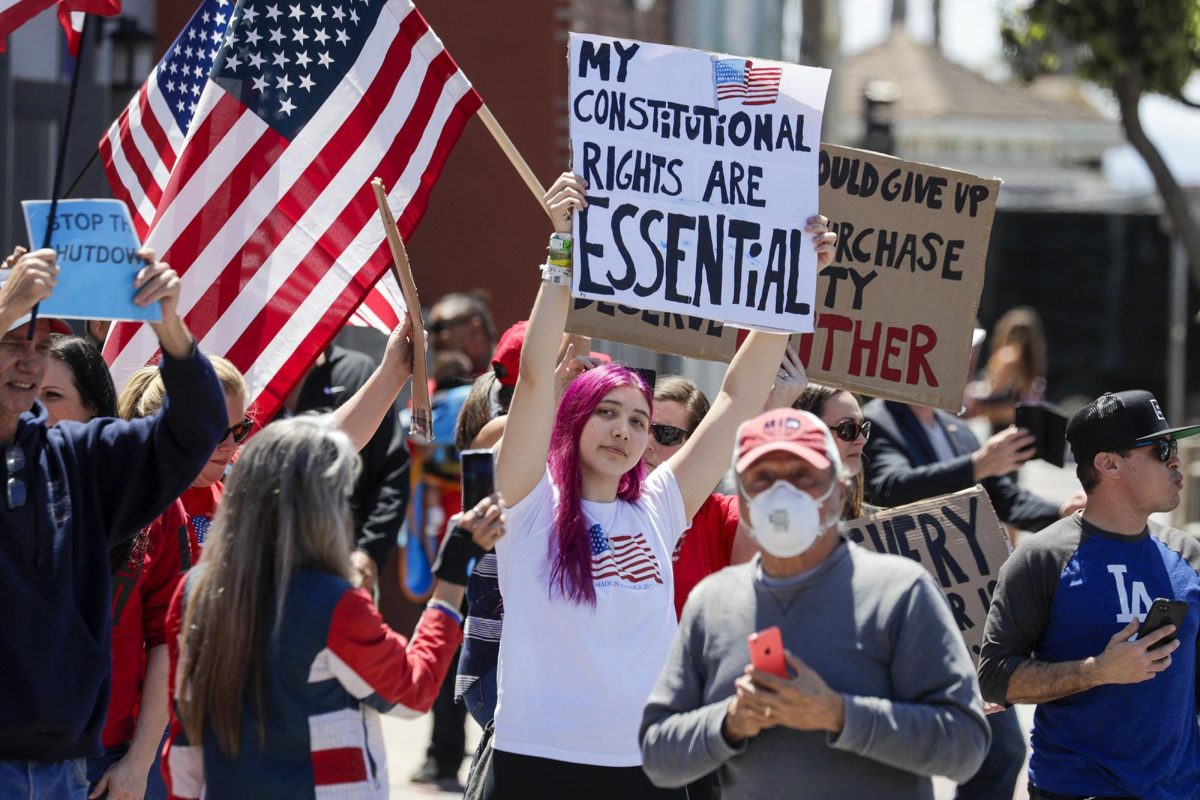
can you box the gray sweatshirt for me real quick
[640,541,990,799]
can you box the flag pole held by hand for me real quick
[371,178,433,445]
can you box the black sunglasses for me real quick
[223,417,255,444]
[427,314,478,336]
[650,423,690,447]
[1134,437,1178,463]
[5,445,25,511]
[830,419,871,443]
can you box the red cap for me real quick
[491,321,527,387]
[5,313,71,336]
[735,408,832,474]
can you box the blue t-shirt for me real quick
[979,514,1200,799]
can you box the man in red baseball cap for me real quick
[641,407,989,799]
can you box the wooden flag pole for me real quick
[370,178,434,445]
[475,104,553,221]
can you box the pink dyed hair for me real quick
[547,363,652,606]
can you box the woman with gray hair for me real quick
[161,415,474,798]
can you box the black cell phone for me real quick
[460,449,495,512]
[1137,598,1188,651]
[1014,402,1068,468]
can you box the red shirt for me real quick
[670,493,741,618]
[181,483,223,547]
[103,500,198,747]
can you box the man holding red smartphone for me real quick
[979,390,1200,800]
[640,409,989,799]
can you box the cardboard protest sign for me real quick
[842,486,1010,661]
[567,33,830,333]
[566,144,999,411]
[567,298,738,361]
[21,199,160,322]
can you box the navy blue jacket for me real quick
[863,399,1060,531]
[0,346,226,762]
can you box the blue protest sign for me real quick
[21,199,161,322]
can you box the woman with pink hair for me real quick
[482,173,836,798]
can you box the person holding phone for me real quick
[979,390,1200,800]
[640,408,989,799]
[481,173,835,798]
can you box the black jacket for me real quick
[863,399,1059,531]
[290,345,409,572]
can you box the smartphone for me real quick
[1014,402,1068,468]
[1137,598,1188,652]
[460,449,495,512]
[748,626,788,679]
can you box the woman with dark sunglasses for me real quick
[794,385,873,521]
[121,355,250,550]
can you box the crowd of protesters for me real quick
[0,172,1197,800]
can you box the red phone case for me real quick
[748,627,788,678]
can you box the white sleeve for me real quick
[496,468,555,551]
[640,465,690,551]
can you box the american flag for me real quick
[0,0,118,53]
[588,523,663,585]
[101,0,479,419]
[713,57,782,106]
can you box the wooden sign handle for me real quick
[371,178,433,445]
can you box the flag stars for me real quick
[247,51,265,69]
[272,50,290,67]
[252,74,269,93]
[317,50,333,67]
[298,73,315,91]
[210,28,223,43]
[348,7,358,23]
[215,12,226,25]
[292,27,309,45]
[265,4,282,21]
[245,28,261,46]
[310,4,326,22]
[279,97,296,116]
[335,28,348,44]
[242,5,260,23]
[294,49,311,67]
[193,64,204,78]
[312,27,329,45]
[276,73,293,92]
[269,27,284,44]
[226,52,242,70]
[188,27,197,40]
[330,5,344,21]
[288,3,305,20]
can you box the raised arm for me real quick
[665,216,836,520]
[495,173,586,506]
[332,319,413,452]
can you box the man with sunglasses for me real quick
[862,397,1077,800]
[0,248,227,798]
[979,390,1200,800]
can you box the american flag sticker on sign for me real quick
[712,57,783,106]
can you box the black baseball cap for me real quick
[1066,390,1200,462]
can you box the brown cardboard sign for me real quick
[841,487,1010,661]
[567,144,1000,411]
[567,298,738,361]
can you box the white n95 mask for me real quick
[746,479,835,558]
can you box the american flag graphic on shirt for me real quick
[713,57,782,106]
[589,524,663,585]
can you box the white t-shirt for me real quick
[492,466,688,767]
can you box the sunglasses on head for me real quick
[223,417,254,444]
[830,418,871,443]
[650,423,690,447]
[5,445,24,511]
[1133,437,1178,463]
